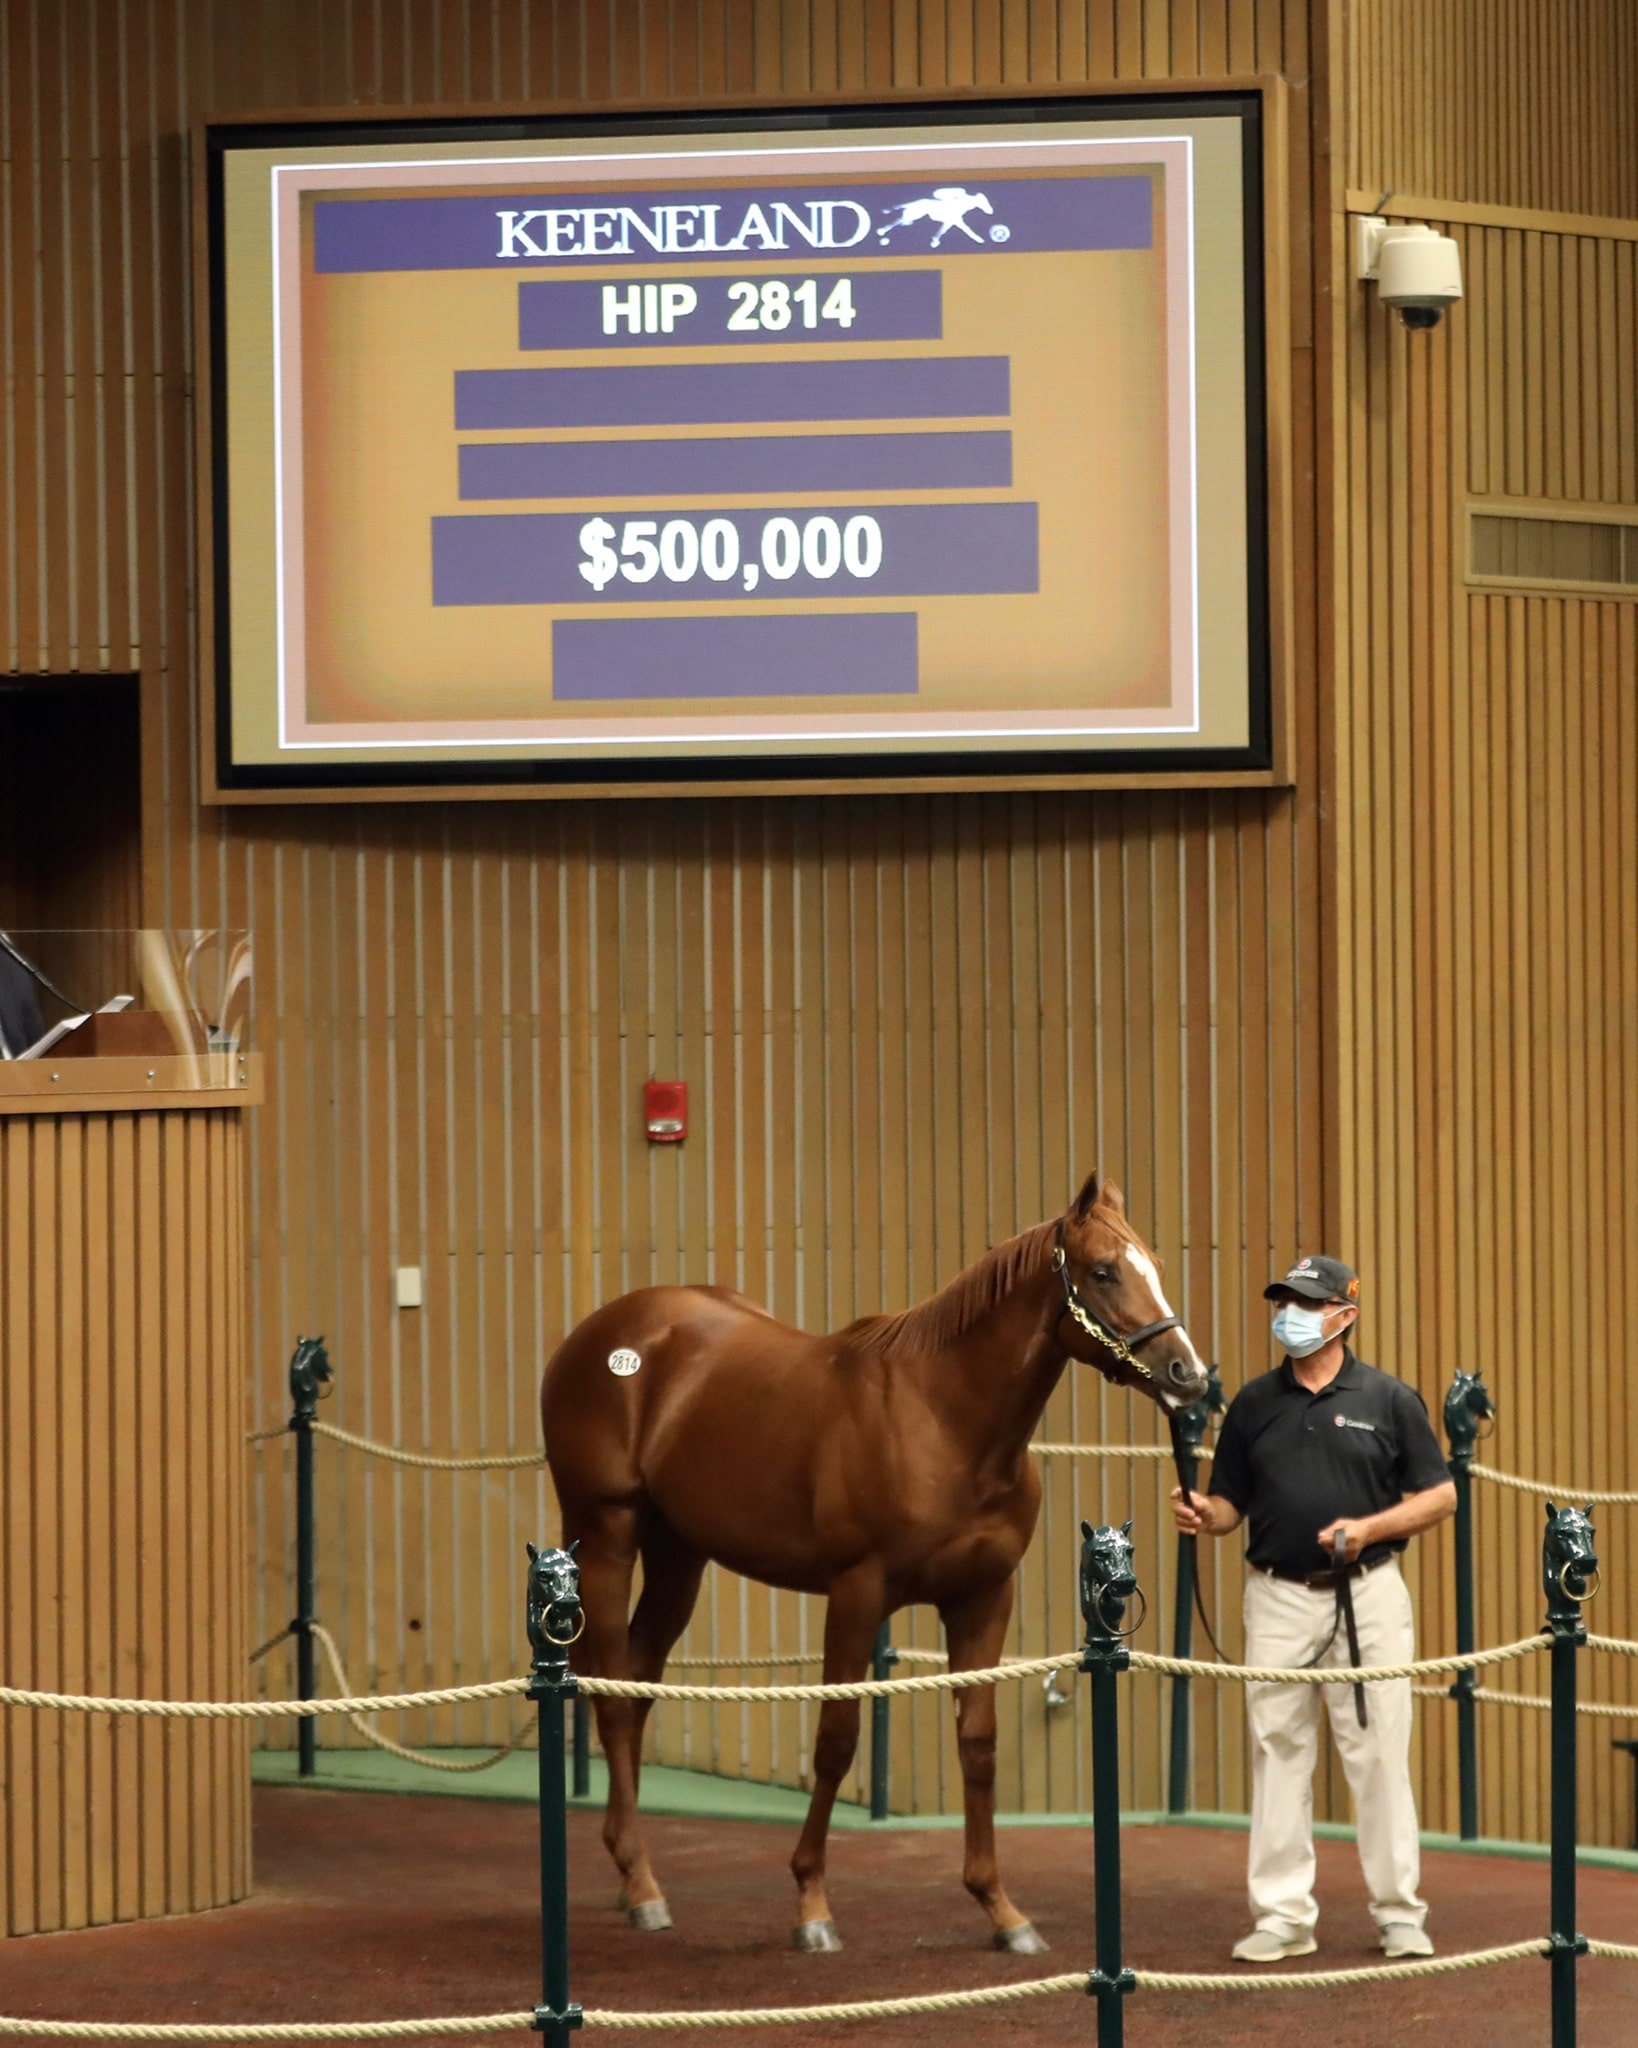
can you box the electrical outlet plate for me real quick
[395,1265,423,1309]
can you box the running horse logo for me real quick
[876,187,996,247]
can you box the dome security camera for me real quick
[1353,217,1463,329]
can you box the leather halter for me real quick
[1050,1218,1182,1390]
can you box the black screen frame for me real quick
[204,87,1276,798]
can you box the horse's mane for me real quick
[842,1220,1060,1363]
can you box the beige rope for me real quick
[5,1629,1593,1719]
[579,1973,1086,2028]
[1586,1633,1638,1658]
[0,1674,529,1719]
[579,1653,1081,1704]
[1133,1938,1551,1991]
[1470,1465,1638,1505]
[1411,1679,1638,1718]
[665,1651,823,1669]
[1125,1636,1548,1688]
[1029,1442,1206,1459]
[310,1624,537,1772]
[246,1424,290,1445]
[311,1422,544,1471]
[0,2017,530,2041]
[1588,1939,1638,1962]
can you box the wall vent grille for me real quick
[1469,504,1638,594]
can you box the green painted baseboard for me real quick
[250,1753,1638,1870]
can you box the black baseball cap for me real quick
[1263,1255,1360,1305]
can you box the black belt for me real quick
[1262,1541,1391,1728]
[1263,1552,1395,1592]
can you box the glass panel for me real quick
[0,930,252,1082]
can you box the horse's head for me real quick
[1442,1369,1494,1459]
[1052,1174,1209,1410]
[1542,1503,1599,1609]
[526,1540,584,1654]
[1079,1518,1142,1641]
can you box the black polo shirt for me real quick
[1209,1348,1450,1576]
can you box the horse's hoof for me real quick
[626,1899,673,1931]
[792,1918,843,1953]
[993,1920,1049,1955]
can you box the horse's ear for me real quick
[1544,1502,1556,1521]
[1121,1518,1133,1538]
[566,1539,580,1558]
[1081,1519,1093,1540]
[527,1540,540,1563]
[1073,1172,1100,1218]
[1100,1179,1126,1216]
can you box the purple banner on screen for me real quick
[459,431,1012,499]
[455,356,1009,430]
[552,614,918,700]
[312,174,1153,273]
[431,503,1039,606]
[518,271,942,348]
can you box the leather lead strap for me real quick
[1334,1530,1369,1729]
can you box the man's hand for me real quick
[1171,1486,1214,1537]
[1317,1517,1371,1563]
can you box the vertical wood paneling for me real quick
[1348,0,1638,218]
[1331,208,1638,1848]
[0,1104,252,1935]
[2,0,1627,1866]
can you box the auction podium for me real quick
[0,932,260,1934]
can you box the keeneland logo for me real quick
[495,197,876,260]
[876,187,1004,246]
[1335,1415,1376,1432]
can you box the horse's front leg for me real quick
[941,1576,1048,1953]
[789,1571,881,1953]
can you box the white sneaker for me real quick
[1232,1927,1318,1963]
[1380,1923,1434,1959]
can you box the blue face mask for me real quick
[1272,1303,1333,1358]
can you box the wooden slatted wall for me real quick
[0,1103,251,1935]
[1327,127,1638,1846]
[17,0,1634,1861]
[1346,0,1638,220]
[0,0,1325,1833]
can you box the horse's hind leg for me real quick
[613,1527,706,1929]
[560,1502,666,1923]
[941,1577,1047,1953]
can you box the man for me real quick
[1171,1255,1456,1964]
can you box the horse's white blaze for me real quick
[1122,1242,1175,1320]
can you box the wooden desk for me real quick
[1,1056,262,1933]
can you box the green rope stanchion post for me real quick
[1542,1501,1598,2048]
[288,1337,333,1780]
[1167,1365,1222,1816]
[1443,1368,1494,1840]
[526,1542,585,2047]
[869,1623,898,1821]
[1079,1518,1140,2047]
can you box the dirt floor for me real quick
[2,1787,1635,2046]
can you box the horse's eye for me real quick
[1091,1265,1118,1287]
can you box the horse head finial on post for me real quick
[1079,1519,1142,1661]
[288,1335,332,1426]
[1443,1368,1494,1466]
[526,1541,585,1676]
[1543,1502,1599,1628]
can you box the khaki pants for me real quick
[1242,1560,1428,1938]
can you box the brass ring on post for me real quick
[547,1608,587,1646]
[1558,1561,1600,1604]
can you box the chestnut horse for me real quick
[541,1174,1206,1953]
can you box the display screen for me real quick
[204,95,1272,794]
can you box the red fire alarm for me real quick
[644,1078,687,1143]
